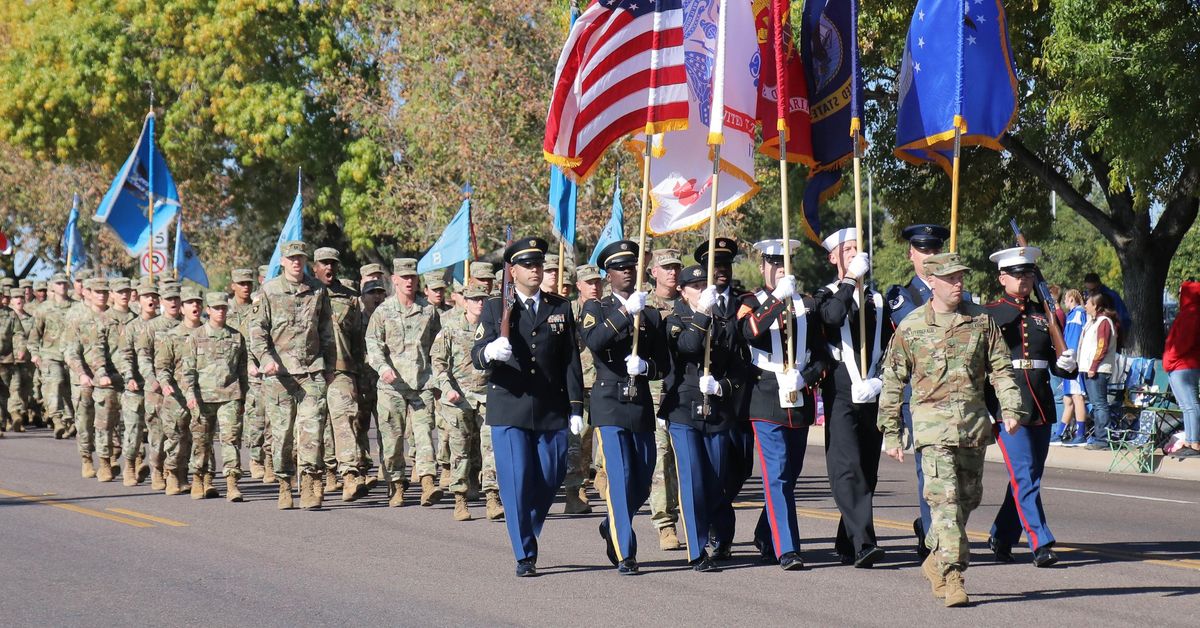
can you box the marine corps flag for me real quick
[756,0,814,165]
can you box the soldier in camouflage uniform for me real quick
[365,258,443,507]
[430,284,503,521]
[24,280,46,427]
[30,275,76,439]
[137,284,182,490]
[0,292,28,439]
[63,271,96,466]
[314,248,369,501]
[251,241,336,510]
[66,277,120,480]
[563,264,601,514]
[113,278,158,486]
[647,248,684,550]
[11,289,38,430]
[420,271,456,489]
[357,276,387,488]
[228,268,271,482]
[878,253,1025,608]
[181,292,249,501]
[105,278,137,465]
[156,287,205,495]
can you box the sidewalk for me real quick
[805,425,1200,482]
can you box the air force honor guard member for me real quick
[984,246,1076,568]
[579,240,669,575]
[471,237,584,577]
[738,239,832,570]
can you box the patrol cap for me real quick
[989,246,1041,275]
[314,247,340,263]
[902,224,950,251]
[922,253,971,277]
[0,278,13,289]
[392,258,418,277]
[423,272,446,289]
[652,248,683,267]
[679,264,708,286]
[34,281,47,291]
[575,264,601,283]
[8,288,24,298]
[462,284,490,299]
[504,237,548,266]
[135,277,160,296]
[597,240,639,270]
[543,254,561,270]
[469,262,495,280]
[18,279,32,289]
[753,239,802,265]
[360,263,385,278]
[50,273,70,285]
[231,268,255,283]
[109,277,132,292]
[693,237,738,265]
[281,240,308,258]
[205,292,229,307]
[821,228,857,253]
[84,278,109,291]
[75,269,93,281]
[362,279,387,294]
[180,286,204,303]
[160,285,181,299]
[257,265,269,278]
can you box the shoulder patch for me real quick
[474,323,485,340]
[583,312,597,329]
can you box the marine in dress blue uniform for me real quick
[471,237,585,577]
[579,239,669,575]
[737,240,833,570]
[984,246,1076,568]
[813,228,891,568]
[660,264,747,572]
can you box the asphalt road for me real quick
[2,427,1198,627]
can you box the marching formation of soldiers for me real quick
[1,224,1077,607]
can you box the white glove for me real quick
[699,374,723,396]
[569,414,585,435]
[778,368,805,393]
[1056,349,1078,372]
[483,337,512,363]
[847,252,871,280]
[625,355,648,376]
[657,417,667,430]
[772,274,796,301]
[851,377,883,403]
[696,285,718,315]
[624,291,648,316]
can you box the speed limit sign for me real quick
[141,249,168,275]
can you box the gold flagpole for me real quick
[949,117,963,252]
[629,136,653,365]
[852,124,868,378]
[701,145,721,378]
[556,238,565,295]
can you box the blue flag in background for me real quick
[173,218,209,287]
[800,170,842,243]
[548,167,577,247]
[589,178,624,274]
[266,172,304,280]
[802,0,862,172]
[93,113,180,256]
[61,193,86,269]
[418,197,472,274]
[894,0,1018,173]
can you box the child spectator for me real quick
[1078,292,1120,450]
[1057,289,1089,446]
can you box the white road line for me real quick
[1045,486,1196,504]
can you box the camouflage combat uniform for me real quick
[182,316,248,479]
[321,279,365,479]
[430,308,494,496]
[155,319,202,484]
[563,298,597,493]
[114,305,154,479]
[29,296,75,435]
[0,306,27,436]
[68,299,125,466]
[10,300,36,431]
[229,298,269,473]
[106,301,137,462]
[137,311,182,480]
[646,290,680,535]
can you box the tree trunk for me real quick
[1114,238,1170,356]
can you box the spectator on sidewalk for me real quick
[1078,293,1120,450]
[1057,289,1089,446]
[1083,273,1131,340]
[1164,281,1200,457]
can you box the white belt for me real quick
[1012,359,1049,370]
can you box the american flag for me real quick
[543,0,688,180]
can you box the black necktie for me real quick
[717,295,727,318]
[525,298,536,317]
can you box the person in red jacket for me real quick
[1164,281,1200,456]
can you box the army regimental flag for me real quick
[418,196,473,275]
[589,177,626,275]
[894,0,1018,173]
[61,193,86,269]
[266,171,304,281]
[93,112,180,256]
[173,217,209,288]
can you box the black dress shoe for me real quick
[617,558,639,575]
[854,545,886,568]
[691,552,720,573]
[599,521,618,566]
[1033,545,1059,568]
[753,538,778,565]
[779,551,806,571]
[988,537,1015,563]
[515,559,537,577]
[914,518,931,560]
[710,542,733,562]
[838,553,855,566]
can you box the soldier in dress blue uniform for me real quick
[579,239,669,575]
[737,239,833,570]
[884,223,951,558]
[660,264,747,572]
[984,246,1077,568]
[814,228,891,568]
[471,236,585,578]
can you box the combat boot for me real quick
[203,473,219,499]
[81,455,96,479]
[438,464,452,490]
[564,488,591,514]
[278,478,295,510]
[96,457,114,482]
[364,473,380,490]
[388,480,405,507]
[419,475,444,506]
[300,474,322,510]
[175,470,191,494]
[191,477,205,499]
[226,476,243,502]
[325,470,341,494]
[658,525,682,551]
[922,554,947,599]
[409,465,419,486]
[593,469,609,495]
[165,471,182,495]
[12,415,24,432]
[342,473,363,502]
[485,490,504,520]
[262,464,277,484]
[942,569,970,607]
[151,467,167,491]
[122,459,139,486]
[249,460,265,480]
[453,493,472,521]
[136,454,149,482]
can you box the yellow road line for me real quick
[733,501,1200,572]
[0,488,154,528]
[107,508,189,527]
